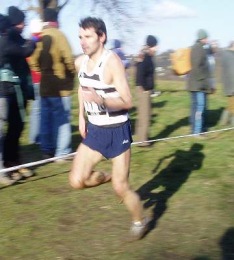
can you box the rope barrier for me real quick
[132,126,234,145]
[0,126,233,174]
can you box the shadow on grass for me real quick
[161,89,187,93]
[191,227,234,260]
[136,143,205,236]
[26,169,70,183]
[192,257,211,260]
[207,107,224,128]
[152,116,189,140]
[149,107,224,143]
[0,170,70,190]
[219,227,234,260]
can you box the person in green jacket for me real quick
[187,29,215,135]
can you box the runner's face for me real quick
[79,27,104,56]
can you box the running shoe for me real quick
[129,217,150,241]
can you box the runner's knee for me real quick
[112,181,128,197]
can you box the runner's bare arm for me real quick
[75,55,87,138]
[101,52,132,110]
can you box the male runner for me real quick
[69,17,148,240]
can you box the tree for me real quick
[27,0,70,19]
[21,0,152,52]
[25,0,137,41]
[26,0,133,21]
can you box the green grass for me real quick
[0,80,233,260]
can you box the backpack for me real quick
[170,48,191,75]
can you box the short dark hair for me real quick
[79,17,107,44]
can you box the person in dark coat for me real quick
[135,35,158,146]
[187,29,215,135]
[0,6,36,182]
[0,14,17,186]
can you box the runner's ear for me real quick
[100,33,106,44]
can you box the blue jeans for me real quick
[0,97,7,170]
[190,91,207,134]
[40,96,72,157]
[29,83,40,144]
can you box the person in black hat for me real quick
[135,35,159,146]
[8,6,25,28]
[0,7,36,184]
[0,14,16,186]
[146,35,161,97]
[146,35,157,48]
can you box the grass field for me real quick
[0,80,233,260]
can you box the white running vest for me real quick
[78,50,129,126]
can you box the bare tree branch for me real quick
[41,0,70,11]
[58,0,70,11]
[23,0,149,43]
[90,0,135,40]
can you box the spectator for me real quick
[0,6,36,182]
[112,39,130,69]
[204,40,217,92]
[187,29,215,135]
[0,14,17,185]
[220,41,234,126]
[29,8,75,161]
[28,19,43,144]
[135,35,158,146]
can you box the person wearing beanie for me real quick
[146,35,161,97]
[0,13,16,185]
[29,8,75,161]
[135,35,159,146]
[0,7,36,185]
[197,29,208,40]
[187,29,215,136]
[8,6,25,26]
[146,35,158,48]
